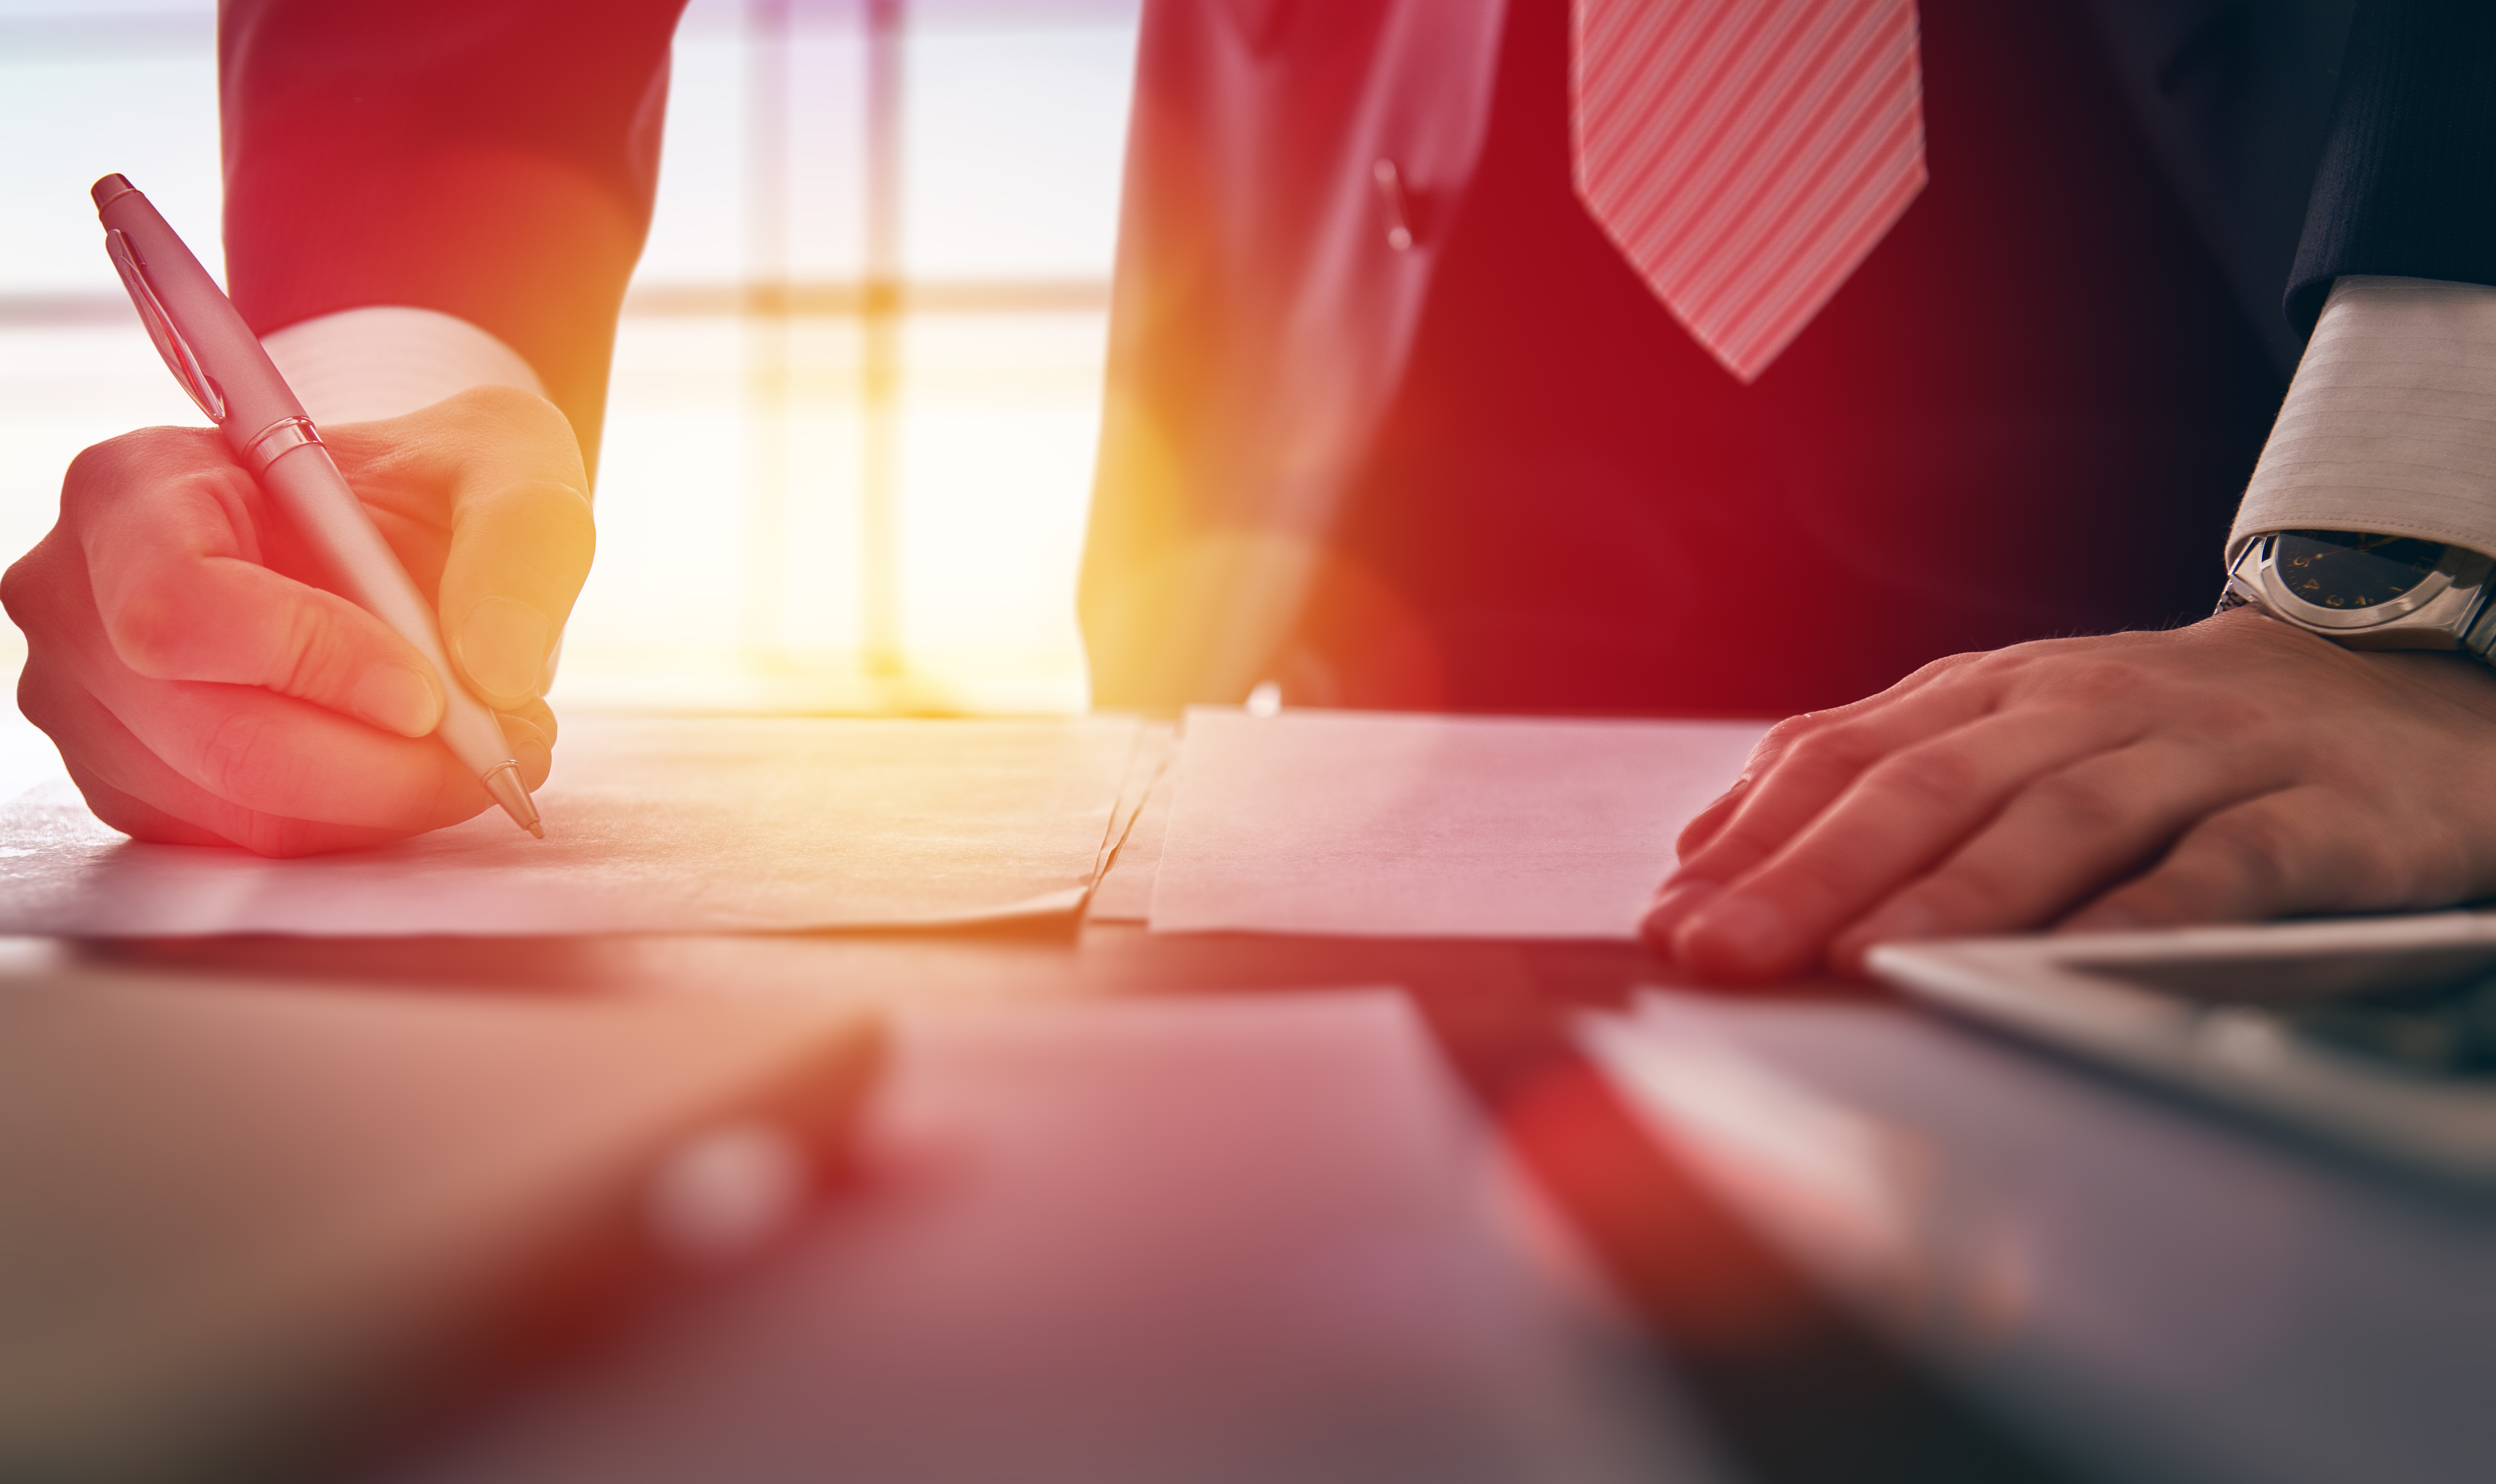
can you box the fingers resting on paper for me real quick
[1643,609,2496,982]
[3,388,583,854]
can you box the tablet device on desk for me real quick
[1867,913,2496,1188]
[0,956,880,1484]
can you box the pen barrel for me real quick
[257,446,516,777]
[94,179,522,790]
[93,184,306,449]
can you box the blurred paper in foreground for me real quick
[1150,710,1765,940]
[373,992,1707,1484]
[0,717,1141,936]
[0,960,878,1484]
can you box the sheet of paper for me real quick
[1150,709,1766,940]
[0,716,1140,937]
[1086,730,1176,923]
[1088,719,1174,890]
[2,963,877,1479]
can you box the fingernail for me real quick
[457,596,554,703]
[351,663,442,736]
[1676,893,1795,979]
[1641,878,1723,944]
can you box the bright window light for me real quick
[0,0,1141,720]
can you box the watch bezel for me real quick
[2236,532,2493,637]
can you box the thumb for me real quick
[441,476,595,708]
[346,386,596,710]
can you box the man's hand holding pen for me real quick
[4,387,592,856]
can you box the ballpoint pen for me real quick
[91,173,545,837]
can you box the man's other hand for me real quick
[3,386,594,856]
[1642,609,2496,981]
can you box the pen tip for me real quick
[480,762,544,839]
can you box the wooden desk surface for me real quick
[56,926,2079,1484]
[39,924,2496,1484]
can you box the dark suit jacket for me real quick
[219,0,2496,707]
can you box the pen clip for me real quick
[105,228,226,425]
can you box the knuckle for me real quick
[61,439,119,495]
[64,425,220,499]
[0,547,52,629]
[1781,725,1880,781]
[1741,717,1818,778]
[1756,712,1824,755]
[1918,647,1991,680]
[60,431,147,496]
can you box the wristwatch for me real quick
[2222,529,2496,657]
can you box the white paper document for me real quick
[1149,709,1767,941]
[1088,720,1175,895]
[0,716,1141,937]
[1086,733,1177,923]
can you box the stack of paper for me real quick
[1146,709,1765,940]
[1086,726,1177,923]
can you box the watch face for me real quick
[2272,530,2448,611]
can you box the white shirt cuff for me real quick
[2230,275,2496,561]
[258,306,547,425]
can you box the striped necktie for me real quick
[1572,0,1927,383]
